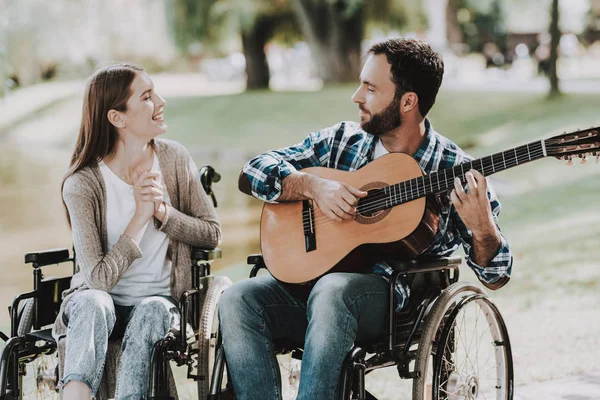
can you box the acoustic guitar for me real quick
[260,127,600,293]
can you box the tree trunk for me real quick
[423,0,449,50]
[446,0,463,52]
[241,16,275,90]
[291,0,364,84]
[548,0,561,97]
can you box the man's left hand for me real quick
[450,169,497,240]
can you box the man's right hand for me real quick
[308,176,367,222]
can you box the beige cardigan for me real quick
[52,138,221,396]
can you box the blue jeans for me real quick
[218,273,389,400]
[61,290,178,399]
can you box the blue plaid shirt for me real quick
[242,119,512,310]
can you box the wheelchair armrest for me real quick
[200,165,221,208]
[24,248,71,267]
[192,248,222,262]
[390,255,462,273]
[247,254,267,278]
[247,254,264,265]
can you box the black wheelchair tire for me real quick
[197,275,232,400]
[13,298,60,399]
[431,293,514,400]
[17,298,35,337]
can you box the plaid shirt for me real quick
[242,119,512,310]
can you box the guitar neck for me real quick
[380,139,548,207]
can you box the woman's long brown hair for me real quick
[62,63,144,226]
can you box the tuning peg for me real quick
[566,156,573,165]
[596,154,600,164]
[580,155,588,164]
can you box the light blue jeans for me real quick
[218,273,389,400]
[61,289,178,399]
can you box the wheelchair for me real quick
[0,166,231,400]
[208,255,514,400]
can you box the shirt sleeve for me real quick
[453,180,513,286]
[241,123,340,202]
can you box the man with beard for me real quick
[219,38,512,400]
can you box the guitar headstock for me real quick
[545,127,600,164]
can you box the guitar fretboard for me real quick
[363,140,546,211]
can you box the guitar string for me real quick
[300,140,596,229]
[301,137,594,226]
[300,146,548,229]
[302,146,546,228]
[302,146,547,225]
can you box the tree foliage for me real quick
[452,0,506,53]
[171,0,426,85]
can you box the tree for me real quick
[291,0,422,84]
[172,0,294,90]
[548,0,561,97]
[451,0,506,55]
[290,0,364,83]
[446,0,463,51]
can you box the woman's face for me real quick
[119,71,167,141]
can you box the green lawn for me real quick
[163,85,600,154]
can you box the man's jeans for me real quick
[218,273,389,400]
[61,289,178,399]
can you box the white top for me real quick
[373,138,390,159]
[98,153,172,306]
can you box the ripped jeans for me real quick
[61,289,178,399]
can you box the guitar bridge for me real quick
[302,200,316,252]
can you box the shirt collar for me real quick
[413,118,438,170]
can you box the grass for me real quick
[163,85,600,154]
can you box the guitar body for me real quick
[260,153,440,296]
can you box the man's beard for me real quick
[361,98,402,136]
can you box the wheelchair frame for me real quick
[0,166,225,400]
[208,255,514,400]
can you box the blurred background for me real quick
[1,0,599,398]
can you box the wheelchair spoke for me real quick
[435,299,510,400]
[20,341,60,400]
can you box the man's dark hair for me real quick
[368,38,444,117]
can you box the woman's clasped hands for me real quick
[133,168,166,222]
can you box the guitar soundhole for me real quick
[358,192,382,217]
[355,186,391,224]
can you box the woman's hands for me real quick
[125,169,165,244]
[133,168,163,222]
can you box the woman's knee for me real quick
[127,297,176,339]
[68,289,116,325]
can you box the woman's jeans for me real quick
[61,289,178,399]
[218,273,389,400]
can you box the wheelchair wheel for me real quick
[413,282,513,400]
[278,352,301,400]
[197,275,232,399]
[16,299,60,399]
[17,299,35,337]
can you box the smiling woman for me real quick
[53,63,222,400]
